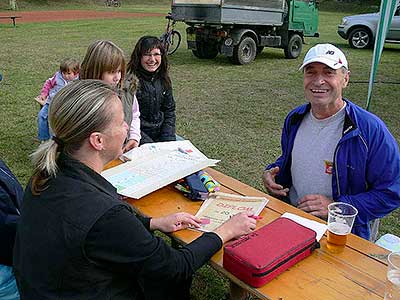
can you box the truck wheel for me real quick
[192,42,218,59]
[348,28,372,49]
[192,49,202,58]
[284,34,302,59]
[232,36,257,65]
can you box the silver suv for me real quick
[337,5,400,49]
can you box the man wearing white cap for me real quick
[262,43,400,241]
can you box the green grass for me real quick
[1,1,399,299]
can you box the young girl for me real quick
[80,40,141,151]
[37,58,80,141]
[126,36,176,144]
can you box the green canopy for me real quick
[366,0,399,111]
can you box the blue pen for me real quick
[178,147,189,154]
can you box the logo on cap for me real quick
[299,43,348,71]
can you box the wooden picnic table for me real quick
[106,161,389,300]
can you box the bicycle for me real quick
[104,0,121,7]
[159,13,181,55]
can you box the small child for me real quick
[37,58,80,141]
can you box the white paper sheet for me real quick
[281,212,327,241]
[122,140,209,162]
[101,140,219,199]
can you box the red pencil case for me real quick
[223,217,319,288]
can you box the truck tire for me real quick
[232,36,257,65]
[284,34,302,59]
[192,42,218,59]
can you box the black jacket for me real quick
[135,69,176,144]
[13,154,221,300]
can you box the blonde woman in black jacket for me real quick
[13,80,256,300]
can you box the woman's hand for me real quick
[150,212,201,233]
[214,212,257,243]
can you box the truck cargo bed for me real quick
[172,0,285,26]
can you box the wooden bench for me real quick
[0,16,22,27]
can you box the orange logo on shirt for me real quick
[324,160,333,175]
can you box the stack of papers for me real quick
[101,140,219,199]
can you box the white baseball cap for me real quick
[299,43,348,71]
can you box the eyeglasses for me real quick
[143,53,162,58]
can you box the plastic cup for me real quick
[326,202,358,253]
[384,252,400,300]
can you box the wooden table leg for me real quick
[229,281,249,300]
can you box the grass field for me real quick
[1,1,399,299]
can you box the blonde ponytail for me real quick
[30,80,117,194]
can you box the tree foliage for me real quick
[9,0,18,10]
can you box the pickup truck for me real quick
[172,0,319,64]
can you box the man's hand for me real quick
[262,167,289,197]
[150,212,201,233]
[297,194,333,219]
[123,139,139,153]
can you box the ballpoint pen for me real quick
[177,147,189,154]
[119,155,131,163]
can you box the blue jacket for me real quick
[0,159,23,266]
[0,160,23,226]
[267,99,400,240]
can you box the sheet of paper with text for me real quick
[195,192,269,232]
[101,140,219,199]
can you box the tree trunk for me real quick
[9,0,18,10]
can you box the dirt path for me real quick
[0,10,164,24]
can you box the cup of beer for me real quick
[384,252,400,300]
[326,202,358,253]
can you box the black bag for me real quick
[184,173,208,200]
[175,173,208,201]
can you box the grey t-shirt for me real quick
[289,103,346,205]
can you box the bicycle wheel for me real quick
[167,30,181,55]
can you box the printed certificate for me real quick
[195,192,269,232]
